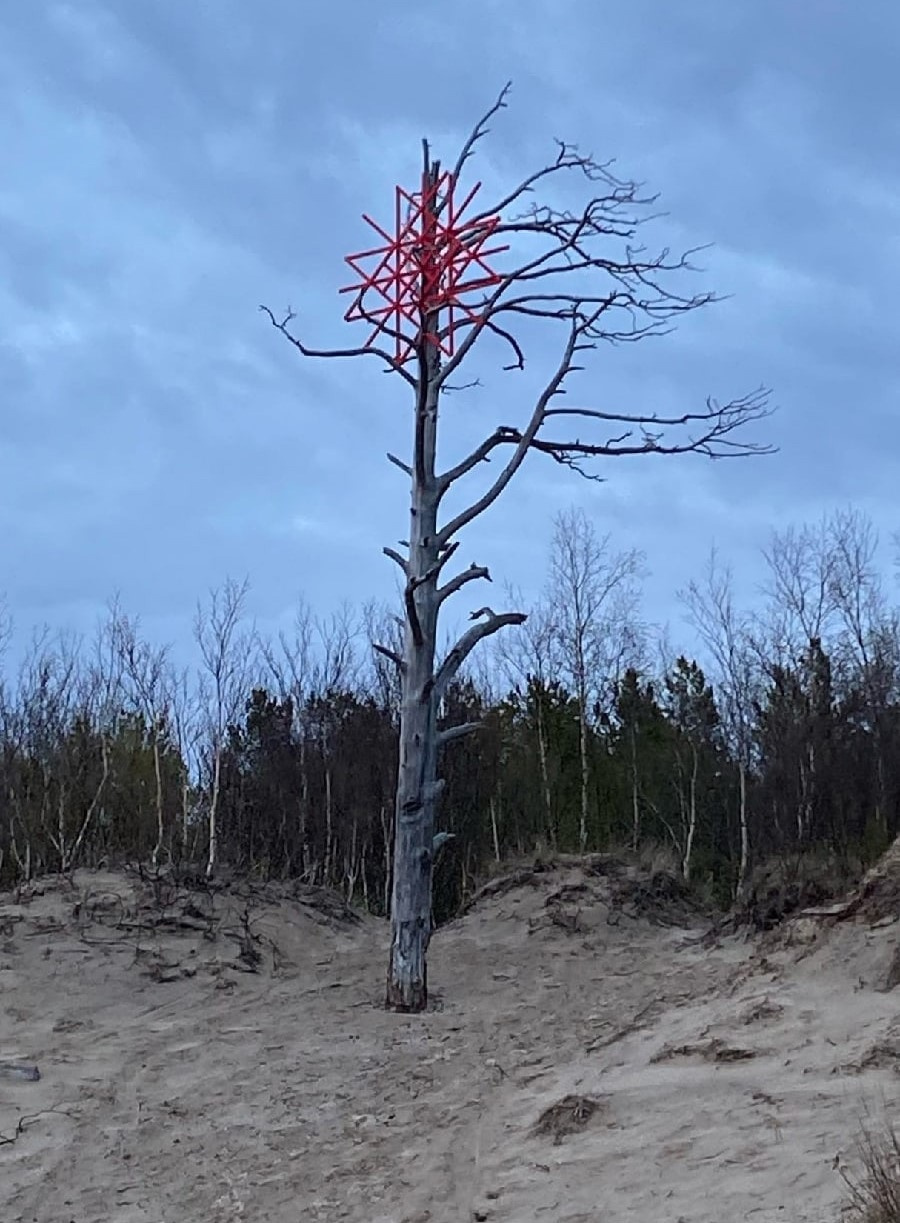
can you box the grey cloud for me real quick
[1,0,897,669]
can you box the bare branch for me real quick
[437,562,492,605]
[441,378,482,394]
[437,381,772,535]
[438,429,510,491]
[387,452,412,477]
[372,642,404,670]
[259,305,417,388]
[450,82,512,183]
[435,540,461,573]
[482,317,526,371]
[433,608,527,699]
[383,546,409,576]
[437,721,484,747]
[436,320,581,543]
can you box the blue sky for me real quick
[1,0,898,672]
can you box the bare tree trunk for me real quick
[345,813,358,903]
[630,726,640,852]
[682,741,698,883]
[194,578,251,881]
[386,372,442,1007]
[535,702,555,848]
[737,759,749,897]
[299,735,310,876]
[387,563,439,1010]
[361,845,370,912]
[578,701,590,852]
[380,801,392,915]
[56,775,66,871]
[489,795,501,863]
[151,733,164,867]
[181,780,190,858]
[324,759,334,887]
[680,552,760,900]
[207,745,221,880]
[65,737,110,872]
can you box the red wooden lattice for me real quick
[341,172,507,363]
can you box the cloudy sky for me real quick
[1,0,898,671]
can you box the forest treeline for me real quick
[2,506,899,919]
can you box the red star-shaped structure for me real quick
[341,173,508,363]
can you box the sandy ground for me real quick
[1,860,898,1223]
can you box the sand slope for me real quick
[1,862,897,1222]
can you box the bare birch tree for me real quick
[194,577,253,879]
[109,601,172,867]
[547,506,644,851]
[761,518,837,664]
[261,599,315,877]
[168,663,203,859]
[263,85,772,1010]
[681,550,759,894]
[828,509,900,839]
[494,587,562,848]
[310,604,360,886]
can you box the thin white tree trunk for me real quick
[536,702,555,848]
[490,795,501,863]
[205,746,221,880]
[578,698,589,852]
[630,727,640,852]
[151,732,164,868]
[737,759,749,897]
[682,742,698,882]
[324,760,333,887]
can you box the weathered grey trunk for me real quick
[386,252,443,1011]
[382,153,527,1008]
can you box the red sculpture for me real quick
[342,171,507,363]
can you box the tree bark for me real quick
[385,497,440,1009]
[386,219,443,1009]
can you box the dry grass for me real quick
[842,1123,900,1222]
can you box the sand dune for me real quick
[1,860,897,1222]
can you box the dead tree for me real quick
[263,84,773,1011]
